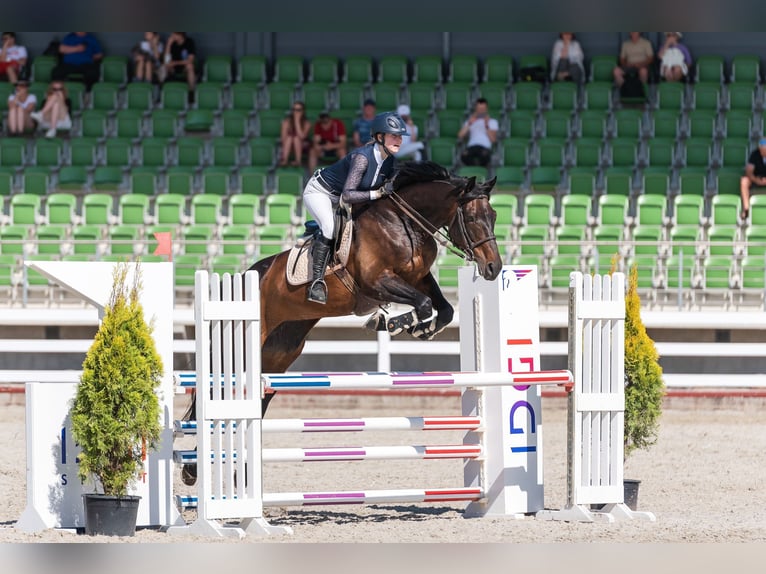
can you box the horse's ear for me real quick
[466,176,477,190]
[485,176,497,193]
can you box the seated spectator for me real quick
[658,32,692,82]
[394,104,424,161]
[30,80,72,138]
[613,32,654,87]
[132,32,165,83]
[457,98,498,168]
[162,32,197,99]
[739,138,766,220]
[6,79,36,136]
[550,32,585,84]
[52,32,103,91]
[0,32,28,84]
[279,101,312,167]
[308,111,347,172]
[352,98,377,147]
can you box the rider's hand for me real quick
[370,181,394,201]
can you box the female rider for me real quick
[302,111,408,304]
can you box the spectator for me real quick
[394,104,424,161]
[132,32,165,83]
[308,111,347,173]
[457,98,498,168]
[739,138,766,220]
[352,98,376,147]
[550,32,585,84]
[52,32,103,91]
[6,79,36,136]
[162,32,197,99]
[0,32,28,84]
[30,80,72,138]
[658,32,692,82]
[279,101,312,167]
[613,32,654,87]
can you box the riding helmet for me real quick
[370,111,409,139]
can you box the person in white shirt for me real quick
[0,32,28,85]
[550,32,585,84]
[7,79,36,135]
[457,98,498,167]
[394,104,424,161]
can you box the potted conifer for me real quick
[70,262,163,536]
[623,264,665,510]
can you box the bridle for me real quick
[387,182,496,262]
[450,194,497,261]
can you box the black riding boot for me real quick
[307,234,333,304]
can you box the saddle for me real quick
[286,207,353,286]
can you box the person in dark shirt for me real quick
[740,138,766,219]
[162,32,197,98]
[301,111,407,303]
[52,32,103,91]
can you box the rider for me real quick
[302,110,408,304]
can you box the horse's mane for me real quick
[392,161,452,191]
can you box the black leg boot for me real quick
[307,234,333,304]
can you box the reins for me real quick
[387,181,495,261]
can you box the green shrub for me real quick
[70,262,163,496]
[624,264,665,458]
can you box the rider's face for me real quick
[383,133,402,154]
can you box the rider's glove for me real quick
[370,180,394,200]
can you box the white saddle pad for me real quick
[286,222,352,286]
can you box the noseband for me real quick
[449,194,497,262]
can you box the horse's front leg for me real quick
[408,272,454,340]
[371,273,435,336]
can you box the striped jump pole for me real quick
[174,416,484,435]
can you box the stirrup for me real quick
[307,279,328,304]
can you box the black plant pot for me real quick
[623,478,641,511]
[589,479,642,512]
[83,494,140,536]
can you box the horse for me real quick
[180,161,502,485]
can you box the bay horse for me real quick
[181,161,502,484]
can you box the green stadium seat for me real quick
[412,55,443,84]
[118,193,151,226]
[114,109,145,139]
[237,55,267,84]
[309,55,339,84]
[82,193,115,226]
[160,82,189,112]
[191,193,223,225]
[45,192,78,226]
[125,82,155,111]
[730,54,761,85]
[483,55,514,85]
[203,55,233,84]
[100,55,129,84]
[274,55,304,84]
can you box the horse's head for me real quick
[449,176,502,281]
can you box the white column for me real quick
[459,265,543,516]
